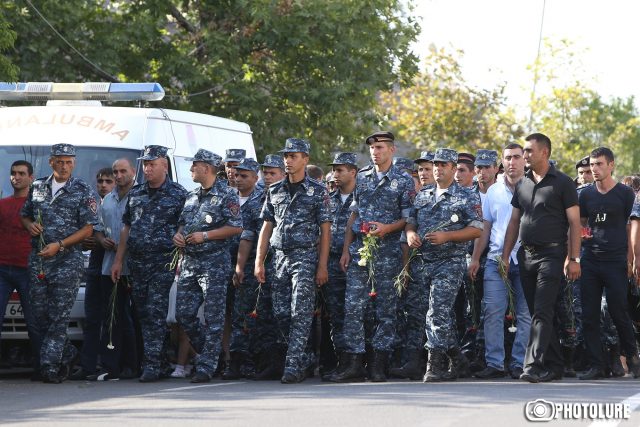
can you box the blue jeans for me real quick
[0,264,41,369]
[483,259,531,370]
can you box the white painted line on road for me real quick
[589,391,640,427]
[158,381,244,392]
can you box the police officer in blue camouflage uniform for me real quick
[391,151,435,380]
[223,148,246,189]
[331,131,415,383]
[321,152,358,380]
[255,138,332,383]
[172,149,242,383]
[111,145,188,382]
[225,158,274,380]
[405,148,483,382]
[21,143,98,383]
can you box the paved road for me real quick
[3,371,640,426]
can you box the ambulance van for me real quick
[0,82,256,357]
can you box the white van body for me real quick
[0,103,256,342]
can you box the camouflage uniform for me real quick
[342,157,414,355]
[124,145,187,377]
[176,150,242,377]
[22,144,99,379]
[260,138,331,379]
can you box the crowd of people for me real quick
[2,130,640,385]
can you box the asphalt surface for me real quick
[2,370,640,426]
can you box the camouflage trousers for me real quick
[423,256,466,351]
[323,254,347,354]
[397,255,429,351]
[128,252,175,375]
[176,249,231,376]
[230,256,277,356]
[28,250,83,375]
[271,248,318,375]
[343,238,402,354]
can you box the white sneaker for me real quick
[170,367,186,378]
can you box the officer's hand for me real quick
[38,242,60,258]
[500,256,510,276]
[82,236,96,251]
[425,231,448,245]
[101,237,117,251]
[628,260,634,279]
[406,230,422,248]
[173,232,186,248]
[468,259,480,280]
[634,256,640,281]
[369,222,389,239]
[233,265,244,288]
[111,261,122,283]
[27,222,43,237]
[340,251,351,273]
[255,263,266,284]
[185,233,204,245]
[315,265,328,287]
[565,259,581,281]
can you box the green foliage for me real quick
[0,7,18,81]
[4,0,420,163]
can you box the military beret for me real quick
[365,131,395,145]
[328,152,358,167]
[261,154,285,170]
[185,148,222,167]
[575,156,590,170]
[457,152,476,165]
[414,151,434,164]
[433,148,458,164]
[279,138,310,154]
[234,157,260,173]
[138,145,169,161]
[50,143,76,157]
[475,149,498,166]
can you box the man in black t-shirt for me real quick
[577,147,640,380]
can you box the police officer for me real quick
[21,143,98,383]
[575,156,593,187]
[415,151,435,188]
[111,145,188,382]
[405,148,483,382]
[332,131,415,383]
[172,149,242,383]
[223,148,246,188]
[255,138,332,383]
[321,152,358,379]
[261,154,286,187]
[225,158,274,380]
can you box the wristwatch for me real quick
[58,240,65,253]
[569,257,580,263]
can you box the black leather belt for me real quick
[521,242,563,253]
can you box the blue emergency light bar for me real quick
[0,82,165,101]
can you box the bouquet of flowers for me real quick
[357,221,380,299]
[166,214,214,270]
[496,256,517,333]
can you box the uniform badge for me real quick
[32,188,46,202]
[88,197,98,214]
[450,214,459,223]
[205,214,212,224]
[229,202,240,217]
[307,187,314,196]
[390,179,398,190]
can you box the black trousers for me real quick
[581,258,638,369]
[517,245,566,375]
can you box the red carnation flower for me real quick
[360,221,371,234]
[467,326,478,333]
[248,310,258,319]
[368,291,378,299]
[37,273,45,280]
[505,314,514,321]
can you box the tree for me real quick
[378,45,522,157]
[4,0,420,163]
[0,7,18,81]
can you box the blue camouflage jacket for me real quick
[123,178,187,255]
[239,187,266,261]
[329,190,353,256]
[261,174,331,250]
[22,175,98,254]
[407,181,483,259]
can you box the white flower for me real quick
[107,344,115,350]
[205,214,213,224]
[358,258,367,267]
[508,326,517,333]
[451,214,459,223]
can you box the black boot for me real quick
[222,352,243,380]
[442,347,469,381]
[329,353,366,383]
[562,346,576,378]
[255,346,285,381]
[423,350,447,383]
[608,344,625,377]
[322,352,348,381]
[389,350,423,380]
[626,353,640,378]
[369,351,389,382]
